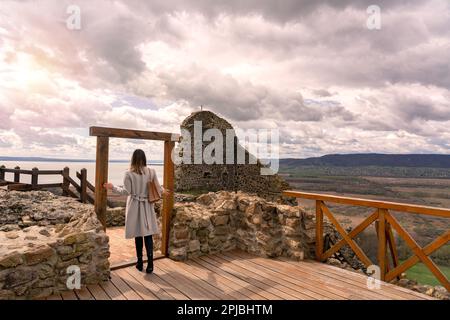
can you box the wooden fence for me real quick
[0,165,94,204]
[283,190,450,291]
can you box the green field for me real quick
[403,262,450,286]
[279,164,450,287]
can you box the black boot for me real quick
[144,235,153,274]
[135,237,144,271]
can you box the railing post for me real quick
[0,165,5,181]
[31,167,39,189]
[316,200,324,262]
[80,168,87,203]
[378,209,386,281]
[62,167,70,196]
[94,136,109,230]
[14,166,20,183]
[161,139,175,257]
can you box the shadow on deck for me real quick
[46,250,432,300]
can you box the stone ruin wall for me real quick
[167,191,313,261]
[174,111,289,201]
[0,190,110,300]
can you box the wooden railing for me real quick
[0,165,94,204]
[283,190,450,291]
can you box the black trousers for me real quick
[135,235,153,260]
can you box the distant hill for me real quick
[280,154,450,168]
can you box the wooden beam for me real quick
[8,183,32,191]
[2,168,32,174]
[62,167,70,196]
[31,167,39,189]
[94,136,109,230]
[283,190,450,218]
[386,230,450,282]
[14,166,20,183]
[385,212,450,291]
[80,168,87,203]
[161,140,175,257]
[89,126,180,142]
[77,171,95,192]
[321,209,379,260]
[0,165,5,180]
[35,183,63,189]
[315,200,323,261]
[320,202,373,267]
[34,170,63,175]
[1,168,62,175]
[377,209,387,281]
[64,174,81,192]
[386,223,400,274]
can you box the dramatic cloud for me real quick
[0,0,449,159]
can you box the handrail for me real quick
[283,190,450,291]
[283,191,450,218]
[0,165,93,204]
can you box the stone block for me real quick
[174,228,190,240]
[214,225,230,236]
[0,253,24,268]
[188,240,201,252]
[169,247,187,260]
[211,215,229,226]
[24,246,55,266]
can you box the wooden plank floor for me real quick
[46,250,433,300]
[107,227,163,266]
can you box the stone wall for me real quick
[106,207,126,227]
[0,190,110,300]
[175,111,289,201]
[167,191,312,261]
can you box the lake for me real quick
[0,161,164,187]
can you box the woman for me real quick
[104,149,165,273]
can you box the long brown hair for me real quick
[130,149,147,175]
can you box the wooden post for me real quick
[386,223,400,273]
[94,136,109,229]
[316,200,324,261]
[378,209,386,281]
[80,168,87,203]
[62,167,70,196]
[161,140,175,257]
[31,167,39,189]
[0,165,5,181]
[14,166,20,183]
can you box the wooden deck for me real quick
[46,250,432,300]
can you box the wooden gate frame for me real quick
[89,126,179,257]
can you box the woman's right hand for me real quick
[103,182,114,190]
[161,187,169,196]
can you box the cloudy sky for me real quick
[0,0,449,160]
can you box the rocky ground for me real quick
[0,190,110,300]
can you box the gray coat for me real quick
[118,167,162,239]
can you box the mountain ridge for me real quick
[280,153,450,168]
